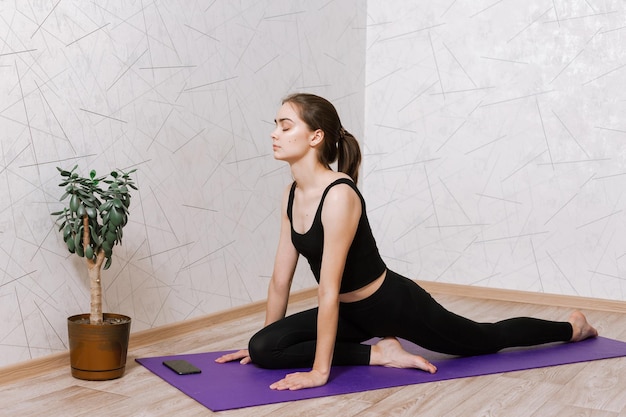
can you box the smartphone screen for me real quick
[163,359,202,375]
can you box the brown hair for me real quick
[282,93,362,184]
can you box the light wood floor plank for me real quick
[441,378,534,416]
[9,385,128,417]
[355,379,488,417]
[531,401,619,417]
[559,359,626,413]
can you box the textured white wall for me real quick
[0,1,365,367]
[364,1,626,300]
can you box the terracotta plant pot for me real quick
[67,313,131,380]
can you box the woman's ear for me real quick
[310,129,324,146]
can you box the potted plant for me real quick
[51,165,137,380]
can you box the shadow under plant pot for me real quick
[68,313,132,380]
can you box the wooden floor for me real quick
[2,282,626,417]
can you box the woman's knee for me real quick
[248,330,276,368]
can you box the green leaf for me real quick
[63,225,72,240]
[74,232,82,253]
[76,204,86,218]
[109,207,123,226]
[102,241,113,257]
[90,226,99,244]
[69,194,79,213]
[85,245,94,259]
[103,257,113,270]
[90,170,96,179]
[66,238,75,253]
[99,201,112,212]
[106,231,116,244]
[86,206,97,218]
[57,167,71,177]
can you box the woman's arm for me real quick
[265,185,300,326]
[216,184,299,364]
[270,183,361,390]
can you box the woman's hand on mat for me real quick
[214,349,251,365]
[269,370,329,391]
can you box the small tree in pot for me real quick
[52,165,137,380]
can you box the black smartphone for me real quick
[163,359,202,375]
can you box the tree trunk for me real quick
[83,216,105,324]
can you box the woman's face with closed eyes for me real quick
[271,102,319,163]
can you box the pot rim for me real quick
[68,313,131,323]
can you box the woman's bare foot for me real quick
[569,311,598,342]
[370,337,437,374]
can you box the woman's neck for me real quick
[290,159,332,190]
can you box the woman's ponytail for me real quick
[337,128,361,184]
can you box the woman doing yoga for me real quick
[215,93,598,391]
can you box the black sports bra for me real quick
[287,178,386,293]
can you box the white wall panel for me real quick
[0,0,365,367]
[364,1,626,301]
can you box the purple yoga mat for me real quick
[136,336,626,412]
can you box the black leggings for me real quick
[248,270,573,369]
